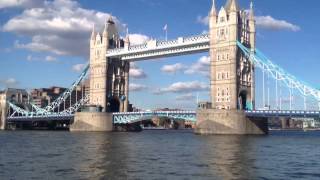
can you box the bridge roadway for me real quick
[6,110,320,124]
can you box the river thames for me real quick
[0,130,319,179]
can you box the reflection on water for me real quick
[0,130,320,179]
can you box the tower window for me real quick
[220,17,225,23]
[220,29,225,36]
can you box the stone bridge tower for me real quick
[89,17,130,112]
[195,0,268,135]
[209,0,255,110]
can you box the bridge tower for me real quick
[195,0,268,135]
[89,17,130,113]
[209,0,255,110]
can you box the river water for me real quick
[0,130,319,180]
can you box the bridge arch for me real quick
[239,90,248,110]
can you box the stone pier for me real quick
[70,112,113,132]
[195,109,268,135]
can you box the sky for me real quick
[0,0,320,110]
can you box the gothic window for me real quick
[227,53,229,60]
[222,73,225,80]
[220,29,225,37]
[220,17,225,23]
[222,89,225,96]
[222,54,225,60]
[217,54,220,61]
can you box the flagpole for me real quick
[165,29,167,41]
[163,24,168,41]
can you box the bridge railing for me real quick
[246,110,320,118]
[113,111,196,124]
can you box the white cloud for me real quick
[185,56,210,77]
[155,81,209,94]
[0,0,43,9]
[175,93,196,101]
[255,16,300,32]
[129,83,147,92]
[161,63,185,74]
[45,55,57,62]
[130,62,147,79]
[27,55,33,61]
[72,63,86,72]
[2,0,123,57]
[26,54,57,62]
[197,14,300,32]
[197,15,209,26]
[129,34,149,45]
[0,78,18,88]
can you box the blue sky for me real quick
[0,0,320,110]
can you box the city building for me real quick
[30,80,89,111]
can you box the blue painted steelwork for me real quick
[7,115,73,122]
[113,111,196,124]
[237,41,320,103]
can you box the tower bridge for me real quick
[2,0,320,134]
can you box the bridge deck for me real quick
[6,110,319,124]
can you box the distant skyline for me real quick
[1,0,320,110]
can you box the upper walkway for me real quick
[106,34,210,61]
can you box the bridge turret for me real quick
[102,19,108,46]
[90,24,97,50]
[225,0,239,13]
[225,0,239,42]
[248,1,256,51]
[105,16,119,49]
[209,0,217,22]
[124,33,130,49]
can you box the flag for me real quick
[163,24,168,31]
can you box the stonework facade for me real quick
[89,17,130,112]
[195,0,268,135]
[209,0,255,110]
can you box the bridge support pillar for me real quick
[195,109,268,135]
[0,102,7,130]
[70,112,113,132]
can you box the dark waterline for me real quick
[0,130,319,179]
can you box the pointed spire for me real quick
[210,0,217,15]
[225,0,239,13]
[249,0,254,20]
[91,23,96,40]
[103,17,108,36]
